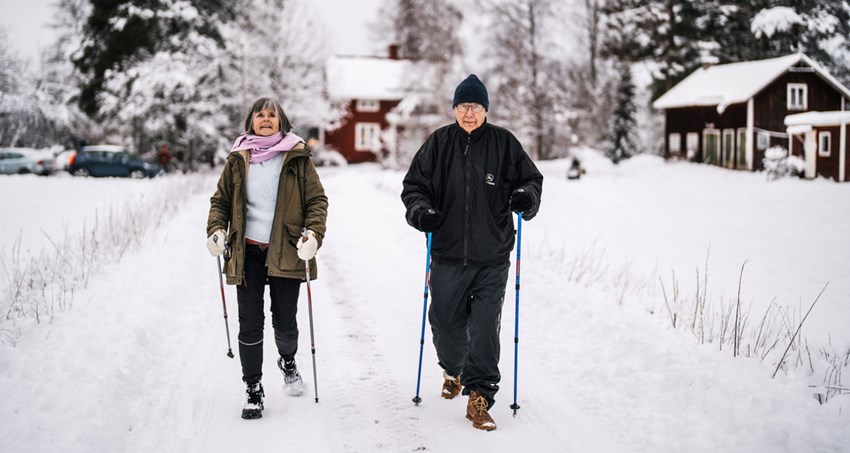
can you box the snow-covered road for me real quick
[1,158,848,452]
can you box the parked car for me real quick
[67,145,161,178]
[0,148,57,175]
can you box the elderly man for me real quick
[401,74,543,431]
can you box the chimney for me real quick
[388,44,399,60]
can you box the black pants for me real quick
[428,260,509,408]
[237,244,301,382]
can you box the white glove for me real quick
[297,229,318,261]
[207,229,227,257]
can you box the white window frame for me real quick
[787,83,807,111]
[356,99,380,112]
[354,122,381,151]
[686,132,699,160]
[668,133,681,154]
[818,131,831,157]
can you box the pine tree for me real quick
[606,61,637,164]
[74,0,235,117]
[602,0,710,100]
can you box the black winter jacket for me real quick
[401,121,543,266]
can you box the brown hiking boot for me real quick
[441,371,461,399]
[466,391,496,431]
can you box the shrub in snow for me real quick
[763,146,802,180]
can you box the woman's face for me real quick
[252,108,281,137]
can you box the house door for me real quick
[703,130,720,165]
[722,129,734,168]
[804,130,816,179]
[736,129,748,169]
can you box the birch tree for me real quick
[485,0,570,160]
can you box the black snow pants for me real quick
[236,243,301,383]
[428,260,509,408]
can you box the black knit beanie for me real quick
[452,74,489,111]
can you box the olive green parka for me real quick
[206,144,328,285]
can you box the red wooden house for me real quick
[653,53,850,181]
[323,47,411,163]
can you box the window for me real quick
[787,83,807,110]
[356,99,379,112]
[668,133,681,154]
[354,122,381,151]
[756,132,770,150]
[686,133,699,160]
[818,131,831,157]
[703,129,720,165]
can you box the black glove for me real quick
[510,188,534,213]
[417,207,442,232]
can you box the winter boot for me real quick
[278,357,305,397]
[466,390,496,431]
[241,380,264,420]
[441,371,461,399]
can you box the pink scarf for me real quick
[230,132,304,164]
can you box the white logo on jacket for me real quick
[485,173,495,185]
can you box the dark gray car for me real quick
[68,145,161,178]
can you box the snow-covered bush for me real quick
[763,146,803,180]
[0,174,206,345]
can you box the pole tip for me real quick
[227,350,234,358]
[412,396,422,405]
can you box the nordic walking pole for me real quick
[510,212,523,416]
[302,230,320,403]
[214,235,235,359]
[412,232,433,405]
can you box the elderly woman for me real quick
[206,97,328,420]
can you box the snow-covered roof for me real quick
[326,56,411,101]
[785,110,850,126]
[652,53,850,113]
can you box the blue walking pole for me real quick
[510,212,523,416]
[413,232,433,405]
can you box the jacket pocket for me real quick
[280,223,303,270]
[224,229,239,278]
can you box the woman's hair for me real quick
[243,97,293,135]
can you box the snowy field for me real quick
[0,155,848,452]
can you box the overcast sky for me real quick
[0,0,384,64]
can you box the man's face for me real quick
[454,103,487,134]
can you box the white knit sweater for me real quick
[244,153,284,243]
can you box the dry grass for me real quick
[0,174,206,345]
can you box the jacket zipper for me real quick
[463,136,470,267]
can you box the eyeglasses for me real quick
[455,103,484,113]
